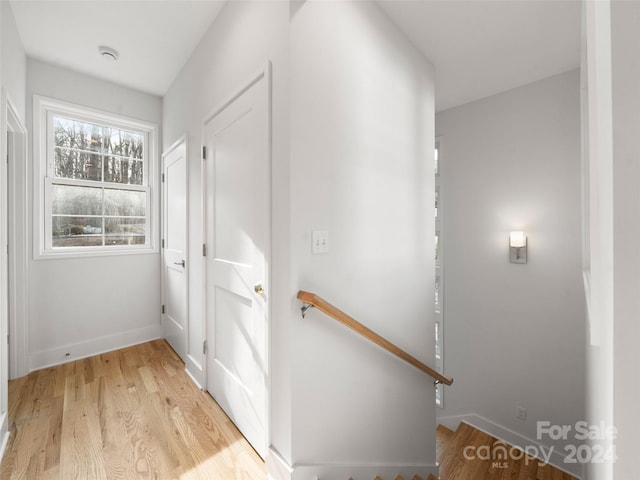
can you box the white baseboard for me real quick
[0,412,9,463]
[265,448,438,480]
[29,324,163,371]
[291,464,439,480]
[185,354,205,389]
[0,432,9,464]
[437,413,584,479]
[184,362,204,390]
[266,448,293,480]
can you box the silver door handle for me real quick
[174,260,185,268]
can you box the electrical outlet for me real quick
[516,405,527,421]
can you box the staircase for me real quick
[299,294,578,480]
[352,422,578,480]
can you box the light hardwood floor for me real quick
[0,340,265,480]
[436,423,578,480]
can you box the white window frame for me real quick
[434,136,445,408]
[34,95,159,259]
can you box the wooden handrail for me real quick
[297,290,454,386]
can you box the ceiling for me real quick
[9,0,582,111]
[9,0,227,96]
[378,0,582,111]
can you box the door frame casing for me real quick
[161,135,189,361]
[201,62,272,456]
[2,90,29,380]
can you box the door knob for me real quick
[254,283,264,294]
[174,260,185,268]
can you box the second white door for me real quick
[162,138,188,361]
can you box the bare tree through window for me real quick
[50,115,148,248]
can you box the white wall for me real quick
[164,1,438,477]
[161,0,292,468]
[609,2,640,478]
[0,0,5,459]
[2,0,26,122]
[26,59,163,370]
[290,1,437,477]
[0,0,27,457]
[582,2,614,478]
[581,4,640,478]
[2,1,28,381]
[435,70,585,468]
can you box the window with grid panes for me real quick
[35,97,157,257]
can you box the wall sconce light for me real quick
[509,231,527,264]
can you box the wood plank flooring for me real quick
[437,422,578,480]
[356,423,579,479]
[0,340,265,480]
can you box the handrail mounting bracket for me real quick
[301,303,314,318]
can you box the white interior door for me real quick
[162,138,188,361]
[204,67,270,459]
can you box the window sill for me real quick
[35,245,158,260]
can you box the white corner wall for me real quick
[26,59,163,370]
[164,0,439,476]
[161,0,292,468]
[582,2,614,479]
[609,2,640,478]
[436,70,585,469]
[1,1,26,122]
[0,0,5,461]
[290,1,437,477]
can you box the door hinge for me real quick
[203,340,208,355]
[161,173,165,183]
[161,304,166,314]
[161,239,165,248]
[202,146,207,160]
[202,243,207,257]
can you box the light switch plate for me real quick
[312,230,329,254]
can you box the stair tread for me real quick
[436,424,456,464]
[437,424,455,436]
[438,422,479,476]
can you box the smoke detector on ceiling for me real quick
[98,46,119,62]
